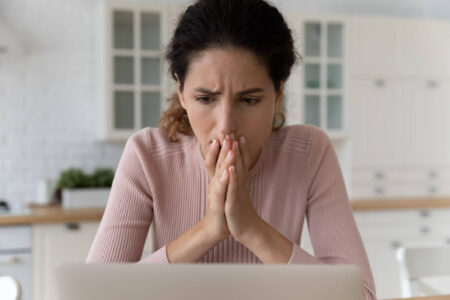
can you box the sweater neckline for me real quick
[190,133,272,179]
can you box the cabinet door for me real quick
[399,79,450,166]
[32,222,100,300]
[349,78,402,167]
[397,19,450,77]
[348,17,398,76]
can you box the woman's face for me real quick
[177,47,283,170]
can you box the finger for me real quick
[216,135,231,173]
[205,139,219,178]
[226,165,237,206]
[238,136,251,172]
[232,140,245,180]
[219,145,236,180]
[214,168,230,203]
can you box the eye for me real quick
[195,97,213,104]
[241,97,260,105]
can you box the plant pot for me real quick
[61,188,111,209]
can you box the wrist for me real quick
[236,216,266,246]
[200,216,229,244]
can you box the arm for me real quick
[85,131,161,263]
[86,130,224,264]
[296,128,376,300]
[240,127,376,300]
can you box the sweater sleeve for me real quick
[287,126,377,300]
[86,130,169,264]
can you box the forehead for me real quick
[184,47,271,89]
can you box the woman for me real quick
[87,0,376,299]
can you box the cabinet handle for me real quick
[374,79,385,88]
[0,255,21,265]
[390,240,402,249]
[427,80,438,89]
[445,238,450,245]
[419,209,430,218]
[374,186,385,194]
[419,226,430,235]
[373,171,385,180]
[65,222,80,231]
[427,186,437,194]
[428,170,438,179]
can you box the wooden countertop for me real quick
[0,203,104,226]
[1,197,450,226]
[350,197,450,211]
[386,295,450,300]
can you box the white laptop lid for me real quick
[56,264,364,300]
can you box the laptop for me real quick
[55,263,364,300]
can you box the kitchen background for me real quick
[1,0,450,300]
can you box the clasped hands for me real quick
[203,133,263,245]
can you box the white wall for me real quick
[0,0,449,208]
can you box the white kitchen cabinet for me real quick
[303,208,450,299]
[399,79,450,166]
[0,225,32,300]
[32,222,100,300]
[286,14,348,137]
[349,17,450,78]
[348,77,402,167]
[352,166,450,199]
[354,208,450,299]
[348,17,398,76]
[32,221,153,300]
[100,2,184,141]
[396,19,450,77]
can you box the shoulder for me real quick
[126,127,194,159]
[271,124,331,156]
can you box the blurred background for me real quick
[1,0,450,300]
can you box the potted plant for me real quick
[57,168,115,209]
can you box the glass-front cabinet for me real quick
[302,19,346,138]
[102,3,168,141]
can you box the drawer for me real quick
[354,210,421,226]
[353,168,450,185]
[0,225,31,251]
[352,182,446,199]
[0,253,31,300]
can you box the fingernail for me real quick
[227,151,232,159]
[210,140,216,148]
[230,132,236,140]
[239,136,246,144]
[223,139,227,148]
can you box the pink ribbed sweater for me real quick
[86,124,376,300]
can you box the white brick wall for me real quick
[0,0,126,207]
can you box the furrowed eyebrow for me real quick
[194,87,264,96]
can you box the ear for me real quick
[275,81,284,113]
[175,73,187,110]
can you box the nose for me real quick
[217,99,237,140]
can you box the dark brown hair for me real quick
[159,0,299,142]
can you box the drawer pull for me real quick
[390,240,402,249]
[428,171,438,179]
[65,223,80,231]
[374,79,385,87]
[419,226,430,235]
[0,255,20,265]
[427,186,437,194]
[427,80,438,89]
[374,171,385,179]
[419,210,430,218]
[374,186,385,194]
